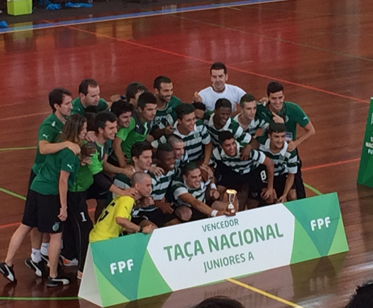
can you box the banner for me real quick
[357,97,373,187]
[79,193,348,307]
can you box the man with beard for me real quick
[151,76,182,140]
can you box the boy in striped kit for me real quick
[258,123,297,203]
[170,162,229,222]
[173,103,212,166]
[212,131,275,209]
[232,94,269,137]
[204,98,252,148]
[132,143,178,227]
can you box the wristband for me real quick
[210,210,218,217]
[210,183,217,190]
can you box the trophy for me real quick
[226,189,237,215]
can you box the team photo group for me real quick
[0,61,315,288]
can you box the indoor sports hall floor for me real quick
[1,0,373,307]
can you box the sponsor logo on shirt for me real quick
[42,134,49,139]
[66,164,73,170]
[51,121,56,127]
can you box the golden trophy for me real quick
[226,189,237,215]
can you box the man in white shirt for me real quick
[193,62,246,112]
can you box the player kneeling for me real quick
[170,162,232,221]
[259,123,297,203]
[89,172,157,243]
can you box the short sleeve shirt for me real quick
[31,113,64,174]
[122,111,153,162]
[151,96,182,130]
[71,97,108,116]
[88,142,110,175]
[89,196,135,242]
[31,148,80,195]
[256,102,310,141]
[198,84,246,112]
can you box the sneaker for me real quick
[25,257,45,277]
[60,256,78,267]
[41,254,49,266]
[46,276,70,287]
[0,262,16,282]
[77,271,82,280]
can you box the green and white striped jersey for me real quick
[151,96,182,130]
[212,141,265,175]
[166,120,211,162]
[258,139,298,176]
[151,169,177,201]
[232,114,269,136]
[136,168,177,213]
[170,177,211,207]
[204,112,251,147]
[175,151,189,169]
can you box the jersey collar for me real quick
[264,138,288,156]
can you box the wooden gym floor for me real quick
[1,0,373,307]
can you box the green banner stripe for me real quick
[0,187,26,200]
[304,183,323,196]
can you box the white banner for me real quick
[147,204,295,290]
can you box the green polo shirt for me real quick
[109,118,136,163]
[256,102,310,141]
[31,148,80,195]
[71,97,108,116]
[152,96,182,130]
[123,111,153,162]
[31,113,64,175]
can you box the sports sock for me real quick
[41,243,49,256]
[31,249,42,263]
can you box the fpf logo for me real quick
[310,217,331,231]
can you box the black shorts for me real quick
[68,191,90,221]
[132,208,176,227]
[22,190,64,233]
[215,163,267,196]
[86,175,111,201]
[274,174,296,198]
[215,162,251,191]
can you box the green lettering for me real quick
[275,223,284,237]
[248,252,254,260]
[174,244,185,260]
[195,240,205,256]
[164,245,173,261]
[266,224,276,240]
[184,242,193,260]
[230,232,239,247]
[243,229,253,244]
[208,236,220,252]
[220,234,231,250]
[254,226,265,242]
